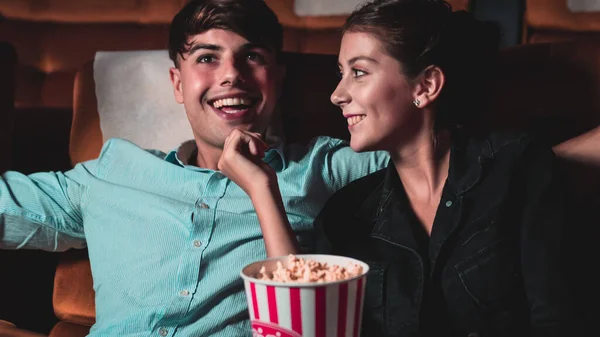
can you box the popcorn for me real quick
[257,254,363,283]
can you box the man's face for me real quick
[170,29,282,152]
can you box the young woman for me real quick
[218,1,578,336]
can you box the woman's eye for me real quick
[335,69,343,79]
[352,69,366,78]
[197,55,215,63]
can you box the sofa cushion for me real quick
[94,50,193,153]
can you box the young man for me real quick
[0,1,388,336]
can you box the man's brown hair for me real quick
[168,0,284,68]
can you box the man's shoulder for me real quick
[99,138,168,161]
[324,168,387,208]
[285,136,347,151]
[284,136,387,158]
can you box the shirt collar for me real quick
[164,137,287,171]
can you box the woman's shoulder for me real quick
[459,130,551,159]
[317,168,387,222]
[484,131,540,154]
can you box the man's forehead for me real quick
[186,29,247,47]
[189,29,273,49]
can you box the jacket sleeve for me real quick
[518,139,580,337]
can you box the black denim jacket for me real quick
[315,132,577,337]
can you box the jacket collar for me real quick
[364,131,495,251]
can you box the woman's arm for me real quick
[519,140,579,336]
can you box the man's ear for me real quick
[412,65,445,108]
[169,67,184,104]
[276,64,286,100]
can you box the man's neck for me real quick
[193,144,223,170]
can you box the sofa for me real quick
[524,0,600,43]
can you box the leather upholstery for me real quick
[0,320,46,337]
[525,0,600,43]
[0,0,470,109]
[0,42,16,173]
[51,250,95,329]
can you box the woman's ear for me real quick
[412,65,445,108]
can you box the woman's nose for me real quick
[330,82,350,107]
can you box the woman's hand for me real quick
[218,129,275,198]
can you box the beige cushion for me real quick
[94,50,193,152]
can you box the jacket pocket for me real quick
[362,260,387,335]
[454,240,520,309]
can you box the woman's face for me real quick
[331,31,421,153]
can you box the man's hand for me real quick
[218,129,300,257]
[218,129,275,198]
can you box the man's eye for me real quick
[247,52,265,63]
[352,69,366,78]
[197,55,215,63]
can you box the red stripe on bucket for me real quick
[250,282,260,320]
[290,288,303,334]
[266,286,279,324]
[315,287,326,337]
[353,278,364,337]
[337,283,348,337]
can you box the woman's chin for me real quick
[350,139,377,153]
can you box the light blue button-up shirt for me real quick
[0,136,388,337]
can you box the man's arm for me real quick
[320,137,389,192]
[553,125,600,167]
[0,166,89,251]
[218,129,300,257]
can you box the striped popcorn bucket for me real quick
[240,254,369,337]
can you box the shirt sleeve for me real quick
[0,161,96,252]
[317,137,389,193]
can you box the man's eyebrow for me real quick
[187,43,223,55]
[241,42,273,53]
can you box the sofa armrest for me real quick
[0,320,46,337]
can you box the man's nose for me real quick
[220,58,245,87]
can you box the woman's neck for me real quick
[391,129,452,203]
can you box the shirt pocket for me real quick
[454,240,520,310]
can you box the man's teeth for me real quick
[212,97,251,109]
[347,115,366,126]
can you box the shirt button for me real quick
[159,328,168,336]
[445,200,453,207]
[199,202,209,209]
[193,240,202,248]
[180,289,189,296]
